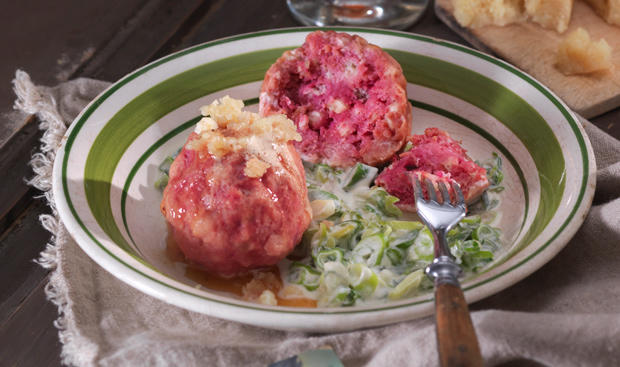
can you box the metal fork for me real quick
[412,175,483,367]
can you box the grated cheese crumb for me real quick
[194,117,218,134]
[244,157,271,178]
[188,96,302,167]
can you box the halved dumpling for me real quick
[375,128,489,211]
[260,30,412,168]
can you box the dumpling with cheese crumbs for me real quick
[160,96,312,277]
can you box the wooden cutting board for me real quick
[436,0,620,118]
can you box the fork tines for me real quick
[411,172,465,207]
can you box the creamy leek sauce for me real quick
[278,161,504,307]
[159,153,504,308]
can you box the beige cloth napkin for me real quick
[14,70,620,367]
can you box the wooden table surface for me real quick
[1,1,618,366]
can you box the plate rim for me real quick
[52,26,597,329]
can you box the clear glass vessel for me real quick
[286,0,429,30]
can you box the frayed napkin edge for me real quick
[14,70,99,367]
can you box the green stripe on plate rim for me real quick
[60,27,589,314]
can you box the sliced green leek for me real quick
[293,159,502,306]
[388,270,424,300]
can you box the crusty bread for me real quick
[582,0,620,25]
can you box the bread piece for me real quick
[556,27,613,75]
[453,0,525,28]
[582,0,620,25]
[525,0,574,33]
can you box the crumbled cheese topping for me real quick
[244,157,271,178]
[194,117,218,134]
[188,96,301,178]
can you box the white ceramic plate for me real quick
[52,28,596,332]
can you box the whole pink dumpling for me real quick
[260,30,412,168]
[161,97,312,277]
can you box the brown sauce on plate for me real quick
[166,231,317,308]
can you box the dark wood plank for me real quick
[408,3,469,45]
[79,0,214,81]
[0,278,61,367]
[0,111,29,152]
[0,2,223,366]
[179,2,465,54]
[0,0,150,236]
[179,0,297,46]
[0,1,217,233]
[0,199,52,324]
[0,0,219,322]
[0,0,147,145]
[0,115,41,233]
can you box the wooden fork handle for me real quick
[435,282,483,367]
